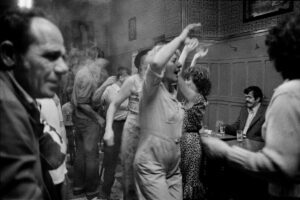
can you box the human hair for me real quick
[0,8,46,55]
[265,12,300,79]
[244,86,263,102]
[134,49,151,71]
[185,66,211,98]
[116,66,130,79]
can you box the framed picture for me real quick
[243,0,293,22]
[129,17,136,41]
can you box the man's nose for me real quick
[55,58,68,75]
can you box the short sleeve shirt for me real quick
[72,67,97,120]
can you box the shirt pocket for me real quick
[164,100,182,124]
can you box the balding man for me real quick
[0,8,68,200]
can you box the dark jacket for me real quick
[0,71,64,200]
[225,104,267,141]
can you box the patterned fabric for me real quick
[181,94,208,200]
[183,94,207,133]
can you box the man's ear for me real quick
[0,41,17,70]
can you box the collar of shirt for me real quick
[248,102,261,116]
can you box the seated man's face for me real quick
[245,91,260,109]
[18,17,68,98]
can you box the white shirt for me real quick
[101,83,128,121]
[243,103,261,135]
[37,95,67,184]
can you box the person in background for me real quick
[71,58,109,200]
[38,94,68,200]
[133,23,201,200]
[62,87,75,165]
[103,49,150,200]
[99,66,130,199]
[217,86,267,141]
[201,13,300,200]
[177,40,211,200]
[0,8,68,200]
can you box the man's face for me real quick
[17,17,68,98]
[245,91,260,109]
[119,70,129,85]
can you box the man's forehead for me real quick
[245,91,254,97]
[29,17,63,43]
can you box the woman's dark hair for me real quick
[0,8,46,54]
[265,12,300,79]
[185,66,211,97]
[116,66,130,79]
[134,49,151,71]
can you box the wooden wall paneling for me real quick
[218,103,229,126]
[209,63,219,96]
[229,103,243,124]
[264,60,283,99]
[206,102,218,130]
[247,60,264,89]
[219,63,231,96]
[231,61,247,98]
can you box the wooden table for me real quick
[203,135,267,199]
[226,138,265,152]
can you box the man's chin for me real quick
[36,90,56,99]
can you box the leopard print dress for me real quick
[180,94,208,200]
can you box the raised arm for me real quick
[178,39,209,103]
[150,23,201,74]
[103,77,133,146]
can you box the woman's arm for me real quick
[103,77,133,146]
[150,23,201,74]
[178,39,208,103]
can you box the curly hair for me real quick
[265,13,300,79]
[185,66,211,98]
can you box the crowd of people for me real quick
[0,7,299,200]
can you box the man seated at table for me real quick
[220,86,267,141]
[202,12,300,200]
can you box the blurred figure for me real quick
[133,23,201,200]
[38,94,68,200]
[71,58,109,200]
[103,49,150,200]
[99,66,130,199]
[177,40,211,200]
[218,86,267,141]
[62,86,75,165]
[202,13,300,200]
[0,8,68,200]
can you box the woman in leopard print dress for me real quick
[178,44,211,200]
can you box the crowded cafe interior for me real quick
[0,0,299,200]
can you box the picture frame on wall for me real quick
[243,0,293,22]
[129,17,136,41]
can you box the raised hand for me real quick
[179,23,201,41]
[194,46,209,59]
[183,38,199,53]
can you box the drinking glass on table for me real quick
[236,130,243,142]
[219,123,225,136]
